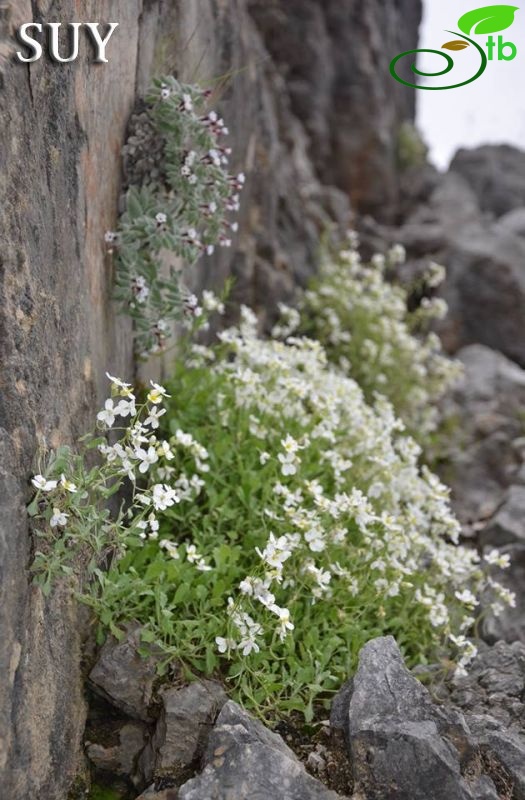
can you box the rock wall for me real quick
[0,1,421,797]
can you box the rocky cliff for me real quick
[0,1,422,797]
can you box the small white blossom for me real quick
[50,507,68,527]
[32,475,58,492]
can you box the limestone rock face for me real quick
[177,701,343,800]
[451,145,525,218]
[343,637,476,800]
[247,0,422,220]
[0,2,420,797]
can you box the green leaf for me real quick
[458,4,518,35]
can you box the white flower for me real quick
[216,636,235,654]
[32,475,58,492]
[388,243,406,265]
[50,507,68,527]
[259,451,271,465]
[151,484,179,511]
[97,398,117,427]
[115,398,136,418]
[239,637,260,656]
[145,406,166,429]
[148,381,170,404]
[155,212,167,225]
[455,589,478,608]
[278,453,297,476]
[157,441,174,460]
[105,373,134,397]
[304,528,325,552]
[60,474,77,493]
[270,605,294,640]
[135,446,159,474]
[484,549,511,569]
[160,539,179,559]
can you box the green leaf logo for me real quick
[458,4,519,35]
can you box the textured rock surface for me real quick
[0,2,139,796]
[88,624,162,721]
[177,700,343,800]
[0,2,422,797]
[441,640,525,735]
[333,638,525,800]
[148,680,227,782]
[442,345,525,528]
[86,721,147,780]
[247,0,422,220]
[451,145,525,218]
[342,636,476,800]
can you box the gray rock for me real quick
[88,624,162,721]
[136,788,178,800]
[451,145,525,218]
[342,636,475,800]
[496,207,525,238]
[441,346,525,526]
[438,227,525,367]
[148,680,227,782]
[440,640,525,734]
[481,486,525,547]
[482,544,525,645]
[178,700,342,800]
[480,730,525,800]
[468,775,499,800]
[248,0,423,221]
[86,721,147,779]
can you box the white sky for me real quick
[417,0,525,168]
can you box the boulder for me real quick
[479,730,525,800]
[481,487,525,547]
[442,346,525,527]
[177,700,343,800]
[335,636,477,800]
[496,207,525,238]
[86,721,147,780]
[450,145,525,218]
[88,624,162,721]
[443,640,525,733]
[144,680,227,783]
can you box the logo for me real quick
[390,4,519,90]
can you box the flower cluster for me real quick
[29,374,207,593]
[296,235,463,440]
[29,306,513,715]
[108,77,243,356]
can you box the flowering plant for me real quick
[297,235,463,440]
[30,299,513,719]
[106,77,243,356]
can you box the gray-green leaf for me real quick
[458,4,519,35]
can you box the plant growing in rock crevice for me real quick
[29,299,514,720]
[106,77,244,357]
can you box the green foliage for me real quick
[396,121,428,172]
[297,237,462,441]
[109,77,243,356]
[31,304,512,720]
